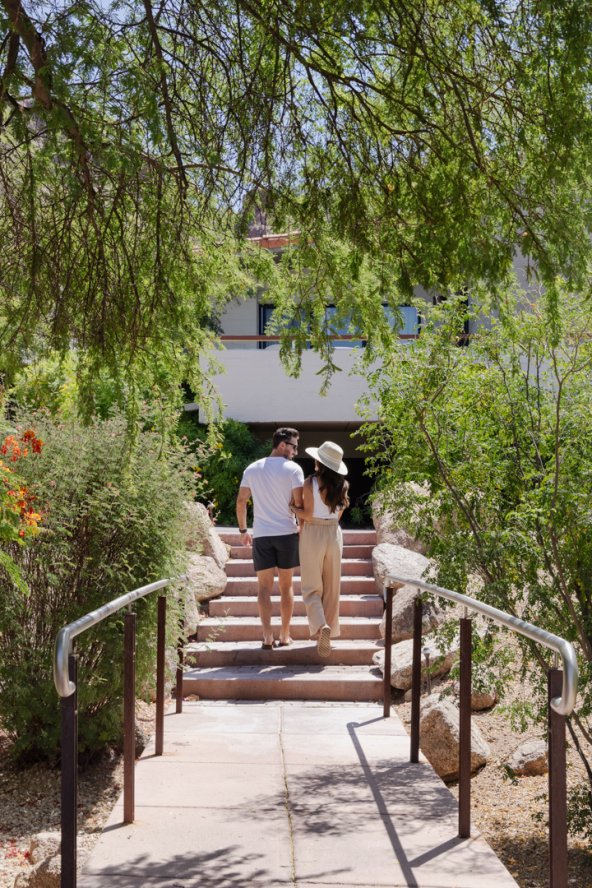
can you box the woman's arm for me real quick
[291,476,314,522]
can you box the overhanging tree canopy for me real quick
[1,0,591,403]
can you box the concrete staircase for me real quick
[182,528,385,702]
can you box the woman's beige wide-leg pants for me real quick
[299,517,342,639]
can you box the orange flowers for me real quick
[0,429,44,543]
[1,430,43,461]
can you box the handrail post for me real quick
[123,610,136,824]
[383,587,393,718]
[155,595,166,755]
[548,667,568,887]
[176,618,185,714]
[61,654,77,888]
[458,615,472,838]
[410,596,422,763]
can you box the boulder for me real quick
[452,682,498,711]
[372,542,431,597]
[135,723,151,758]
[203,525,230,569]
[183,501,212,553]
[29,833,60,866]
[373,635,458,691]
[379,584,443,641]
[372,488,427,553]
[13,855,60,887]
[504,740,548,777]
[185,553,227,603]
[419,695,491,781]
[471,689,498,711]
[179,579,200,636]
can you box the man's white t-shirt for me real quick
[241,457,304,538]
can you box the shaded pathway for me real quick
[79,702,517,888]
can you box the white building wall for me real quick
[206,347,378,423]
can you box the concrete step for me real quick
[197,616,381,643]
[223,575,378,596]
[185,638,383,667]
[229,543,375,560]
[218,528,377,546]
[182,665,384,702]
[225,558,373,578]
[209,595,383,619]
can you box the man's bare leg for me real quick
[256,568,275,646]
[277,567,295,645]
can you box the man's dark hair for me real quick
[272,427,299,448]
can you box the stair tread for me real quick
[187,639,382,652]
[199,615,381,626]
[184,665,382,680]
[213,594,381,604]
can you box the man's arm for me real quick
[236,486,252,545]
[290,480,310,524]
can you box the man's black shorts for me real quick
[252,533,300,572]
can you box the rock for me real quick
[183,501,229,568]
[179,579,200,636]
[379,584,443,641]
[372,488,427,553]
[29,833,60,866]
[372,542,431,596]
[373,635,458,690]
[471,689,498,711]
[419,695,491,781]
[13,855,60,887]
[505,740,548,777]
[183,501,212,553]
[185,553,227,603]
[203,525,230,569]
[452,682,498,711]
[135,723,151,758]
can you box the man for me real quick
[236,427,304,648]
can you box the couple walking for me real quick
[235,427,349,656]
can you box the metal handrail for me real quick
[53,575,185,697]
[385,574,578,715]
[54,573,188,888]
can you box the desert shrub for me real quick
[0,411,196,765]
[177,415,269,524]
[360,290,592,837]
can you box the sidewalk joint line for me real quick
[279,703,297,886]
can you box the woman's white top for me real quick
[312,477,337,519]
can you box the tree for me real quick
[359,289,592,835]
[1,1,592,408]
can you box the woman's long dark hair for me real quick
[315,462,350,513]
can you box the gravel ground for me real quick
[1,694,591,887]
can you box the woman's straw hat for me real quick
[305,441,348,475]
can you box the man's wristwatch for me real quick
[239,527,248,534]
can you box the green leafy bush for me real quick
[360,290,592,837]
[0,412,196,765]
[177,415,269,524]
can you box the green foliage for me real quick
[567,786,592,844]
[359,288,592,832]
[177,415,269,525]
[0,411,196,765]
[2,2,592,404]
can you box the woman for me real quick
[291,441,349,657]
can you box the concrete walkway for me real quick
[79,702,517,888]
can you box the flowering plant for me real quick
[0,430,43,543]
